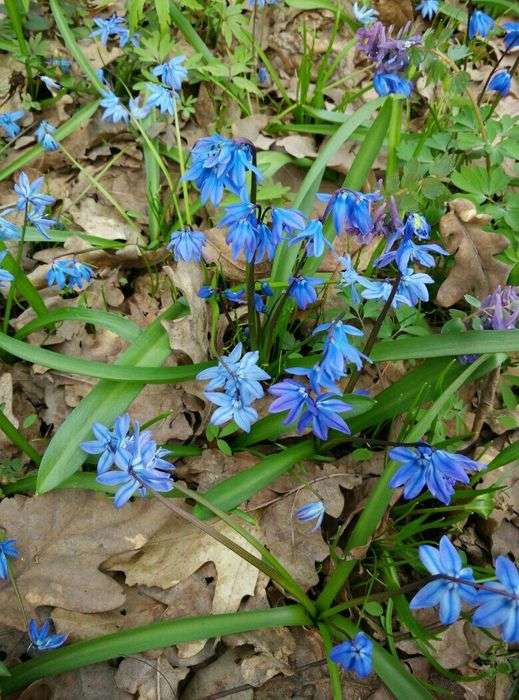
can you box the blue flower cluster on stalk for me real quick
[47,258,94,290]
[168,227,207,263]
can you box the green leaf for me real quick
[0,606,310,694]
[36,301,188,494]
[0,243,47,318]
[154,0,170,33]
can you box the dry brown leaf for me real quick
[18,663,131,700]
[182,648,253,700]
[115,655,188,699]
[276,135,317,159]
[429,621,493,670]
[176,448,257,491]
[0,491,171,629]
[435,199,511,307]
[372,0,413,27]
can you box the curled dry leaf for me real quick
[435,199,511,308]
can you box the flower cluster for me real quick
[90,13,138,48]
[81,415,175,507]
[416,0,439,21]
[35,120,59,152]
[197,343,270,432]
[47,258,94,290]
[168,227,207,263]
[352,2,378,25]
[0,110,24,139]
[0,172,55,240]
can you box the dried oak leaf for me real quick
[436,199,511,308]
[0,491,171,630]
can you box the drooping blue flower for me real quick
[353,2,378,25]
[183,134,262,206]
[168,228,206,263]
[45,57,72,72]
[96,422,174,507]
[40,75,61,91]
[318,189,382,238]
[338,255,365,304]
[0,212,20,240]
[269,378,311,425]
[128,96,150,120]
[254,282,273,312]
[503,21,519,51]
[0,538,18,579]
[389,444,485,504]
[288,275,322,309]
[28,207,56,239]
[397,268,434,306]
[91,14,129,46]
[487,70,512,97]
[329,632,373,678]
[224,288,245,303]
[410,536,478,624]
[81,414,131,474]
[28,619,68,651]
[287,365,340,393]
[152,56,187,90]
[204,390,259,432]
[403,212,431,240]
[314,320,368,382]
[258,65,270,86]
[198,286,215,299]
[0,251,14,287]
[0,110,24,139]
[468,10,495,39]
[373,72,413,97]
[67,260,94,288]
[376,237,447,273]
[271,207,306,244]
[226,213,259,263]
[254,222,278,262]
[99,90,129,123]
[472,556,519,643]
[295,501,326,531]
[288,219,329,258]
[14,173,55,211]
[144,82,176,115]
[299,393,352,440]
[416,0,439,20]
[47,259,71,289]
[35,120,59,151]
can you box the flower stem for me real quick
[173,104,191,226]
[3,209,28,334]
[246,148,259,348]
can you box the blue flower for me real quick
[314,320,368,382]
[0,538,18,579]
[152,56,187,90]
[318,189,382,238]
[389,444,485,504]
[373,72,413,97]
[338,255,365,304]
[254,282,273,312]
[287,365,340,393]
[487,70,512,97]
[220,201,260,262]
[67,260,94,288]
[144,83,176,115]
[0,251,14,287]
[14,173,55,211]
[376,238,447,273]
[28,207,56,239]
[28,619,68,651]
[271,207,306,244]
[468,10,495,39]
[96,422,174,507]
[503,22,519,51]
[45,57,72,72]
[410,536,478,624]
[295,501,326,531]
[168,228,206,262]
[472,556,519,643]
[0,212,20,240]
[198,286,215,299]
[81,414,131,474]
[204,391,259,432]
[359,277,395,306]
[288,276,322,309]
[397,269,434,306]
[224,288,245,302]
[329,632,373,678]
[35,120,59,151]
[289,219,329,258]
[91,14,129,46]
[353,2,378,25]
[258,65,270,86]
[403,212,431,240]
[0,110,24,139]
[416,0,439,20]
[247,0,279,7]
[129,96,150,120]
[183,134,262,206]
[252,221,278,262]
[299,393,352,440]
[100,90,129,123]
[269,378,311,425]
[40,75,61,91]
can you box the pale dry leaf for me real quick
[371,0,413,27]
[69,197,136,242]
[429,621,493,670]
[18,663,131,700]
[231,114,270,145]
[435,199,511,307]
[182,648,253,700]
[276,135,317,159]
[204,227,270,282]
[176,448,257,491]
[0,491,171,629]
[115,655,188,699]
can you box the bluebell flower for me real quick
[269,378,311,426]
[254,281,273,312]
[40,75,60,91]
[225,214,259,263]
[299,393,352,440]
[288,275,322,309]
[129,96,150,120]
[338,255,365,304]
[397,268,434,306]
[503,22,519,51]
[0,251,14,287]
[295,501,326,531]
[472,556,519,643]
[168,228,206,263]
[389,444,485,504]
[289,219,329,258]
[330,632,373,678]
[35,121,59,151]
[0,212,20,240]
[253,221,278,262]
[152,56,187,90]
[410,536,478,624]
[14,173,55,211]
[28,619,68,651]
[487,70,511,97]
[0,110,24,139]
[100,90,129,123]
[96,422,174,507]
[28,207,56,239]
[373,72,413,97]
[271,207,306,244]
[287,365,340,393]
[403,212,430,240]
[0,538,18,579]
[318,189,382,238]
[376,238,447,273]
[416,0,439,20]
[67,260,94,288]
[204,391,259,432]
[144,82,176,115]
[258,65,270,86]
[81,414,131,474]
[47,259,71,289]
[468,10,495,39]
[359,277,396,306]
[314,320,368,381]
[45,57,72,72]
[353,2,378,25]
[224,288,245,302]
[198,286,215,299]
[91,14,129,46]
[197,342,269,402]
[183,134,261,206]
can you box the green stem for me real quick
[385,97,402,190]
[4,0,32,88]
[173,104,191,226]
[0,408,41,464]
[318,623,343,700]
[3,209,28,334]
[246,148,259,348]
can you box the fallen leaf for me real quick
[115,654,188,699]
[435,199,511,307]
[372,0,413,27]
[176,448,257,491]
[276,135,317,159]
[429,621,493,670]
[18,663,132,700]
[181,648,253,700]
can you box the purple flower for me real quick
[28,619,68,651]
[389,444,485,504]
[0,538,18,579]
[356,21,421,72]
[318,189,382,238]
[268,378,311,425]
[487,71,511,97]
[410,536,478,624]
[295,501,326,531]
[288,275,322,309]
[468,10,495,39]
[299,393,352,440]
[168,228,206,263]
[472,556,519,643]
[479,286,519,330]
[330,632,373,678]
